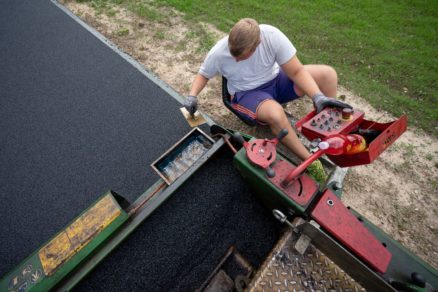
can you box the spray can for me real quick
[318,134,367,155]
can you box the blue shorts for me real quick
[231,69,302,124]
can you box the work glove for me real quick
[312,93,352,114]
[183,95,198,116]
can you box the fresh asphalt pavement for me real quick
[0,0,282,289]
[76,149,283,291]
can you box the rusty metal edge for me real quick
[298,220,396,292]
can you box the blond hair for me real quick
[228,18,260,57]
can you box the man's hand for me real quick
[312,93,352,113]
[184,95,198,116]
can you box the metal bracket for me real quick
[296,220,396,291]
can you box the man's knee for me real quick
[324,65,338,85]
[304,64,338,87]
[257,100,285,124]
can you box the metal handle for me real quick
[232,132,245,146]
[273,209,287,223]
[272,209,296,229]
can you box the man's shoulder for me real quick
[260,24,281,34]
[209,36,229,55]
[260,24,291,47]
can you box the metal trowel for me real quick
[180,107,207,127]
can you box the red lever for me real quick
[282,134,367,186]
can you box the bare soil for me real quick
[62,1,438,269]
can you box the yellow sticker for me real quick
[39,194,121,276]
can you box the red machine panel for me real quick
[327,115,407,167]
[311,190,392,274]
[244,139,277,169]
[269,160,319,206]
[296,108,407,167]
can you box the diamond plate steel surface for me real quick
[248,230,365,291]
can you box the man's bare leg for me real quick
[257,100,310,161]
[256,64,338,160]
[294,64,338,98]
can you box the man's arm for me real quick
[280,55,321,98]
[184,74,209,115]
[281,55,352,113]
[189,74,209,96]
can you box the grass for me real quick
[74,0,438,137]
[186,27,217,53]
[106,8,117,17]
[400,142,416,158]
[154,29,165,40]
[115,27,129,36]
[128,1,163,21]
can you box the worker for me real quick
[184,18,351,178]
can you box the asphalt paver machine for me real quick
[1,106,437,292]
[226,107,438,291]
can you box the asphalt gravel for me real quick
[0,0,191,277]
[75,149,283,291]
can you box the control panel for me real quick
[296,107,407,167]
[300,108,364,141]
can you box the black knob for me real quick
[411,272,426,288]
[310,138,321,148]
[232,132,245,146]
[277,128,288,141]
[266,167,275,178]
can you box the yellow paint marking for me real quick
[39,194,121,276]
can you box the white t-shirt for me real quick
[199,24,296,95]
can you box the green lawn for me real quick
[81,0,438,136]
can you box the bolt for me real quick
[333,182,342,190]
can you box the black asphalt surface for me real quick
[0,0,191,277]
[76,149,283,291]
[0,0,283,289]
